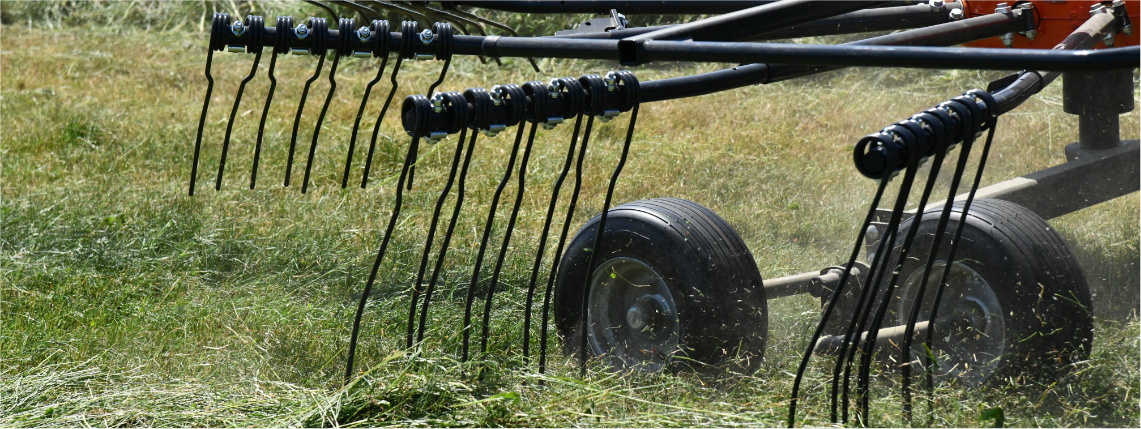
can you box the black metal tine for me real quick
[407,126,468,348]
[402,2,495,66]
[462,120,527,363]
[444,5,538,72]
[577,71,640,377]
[342,20,390,189]
[837,141,920,425]
[251,15,293,190]
[523,77,585,364]
[417,129,480,343]
[407,22,455,192]
[284,45,325,188]
[363,1,431,28]
[361,20,417,189]
[301,18,352,194]
[788,165,894,427]
[540,73,605,374]
[344,95,431,385]
[217,16,264,191]
[524,112,583,363]
[304,0,340,22]
[191,13,228,196]
[332,0,381,22]
[479,120,539,357]
[921,91,999,401]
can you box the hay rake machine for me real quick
[188,0,1138,426]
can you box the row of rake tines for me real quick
[790,88,1004,427]
[189,11,644,384]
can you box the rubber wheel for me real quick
[554,198,768,372]
[885,198,1092,385]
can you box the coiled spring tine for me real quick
[251,15,293,189]
[417,129,480,343]
[523,80,585,364]
[361,20,415,189]
[301,17,352,194]
[462,84,527,363]
[406,91,470,348]
[577,71,640,376]
[344,94,430,385]
[342,20,390,189]
[190,12,229,196]
[217,15,264,191]
[407,22,455,192]
[284,19,326,188]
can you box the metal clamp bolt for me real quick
[547,79,561,99]
[948,7,964,20]
[994,2,1011,14]
[231,20,246,36]
[1090,4,1107,16]
[490,85,505,106]
[928,0,944,10]
[357,26,371,42]
[1000,32,1015,47]
[294,23,309,39]
[425,130,447,145]
[227,45,247,53]
[430,93,445,113]
[597,109,620,123]
[542,116,564,130]
[604,72,619,91]
[483,123,506,137]
[419,29,434,44]
[1104,32,1116,47]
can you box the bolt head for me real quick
[1113,0,1125,8]
[995,2,1011,14]
[231,20,245,36]
[1090,4,1107,15]
[294,23,309,39]
[357,26,371,42]
[419,29,434,44]
[928,0,945,8]
[948,8,964,20]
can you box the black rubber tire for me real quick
[886,198,1093,384]
[554,197,768,372]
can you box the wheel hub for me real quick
[586,257,680,371]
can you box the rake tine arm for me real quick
[217,16,264,191]
[442,5,526,69]
[342,20,391,189]
[304,0,340,22]
[251,16,294,189]
[363,1,431,29]
[302,18,353,194]
[332,0,381,23]
[190,12,229,196]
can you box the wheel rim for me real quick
[897,260,1005,385]
[586,257,680,371]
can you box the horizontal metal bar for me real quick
[456,1,773,15]
[815,321,931,355]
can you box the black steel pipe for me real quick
[457,1,774,15]
[639,8,1034,102]
[617,0,888,64]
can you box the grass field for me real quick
[2,2,1139,427]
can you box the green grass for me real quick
[2,3,1139,427]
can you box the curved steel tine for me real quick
[538,114,594,374]
[302,18,352,194]
[407,24,455,192]
[577,105,640,377]
[251,16,290,190]
[304,0,340,22]
[462,121,526,363]
[190,50,214,197]
[523,113,583,363]
[284,54,325,188]
[344,135,420,385]
[342,54,389,188]
[446,5,537,71]
[407,128,468,348]
[417,130,479,343]
[332,0,381,22]
[363,1,431,28]
[217,17,264,191]
[480,121,538,358]
[360,55,404,188]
